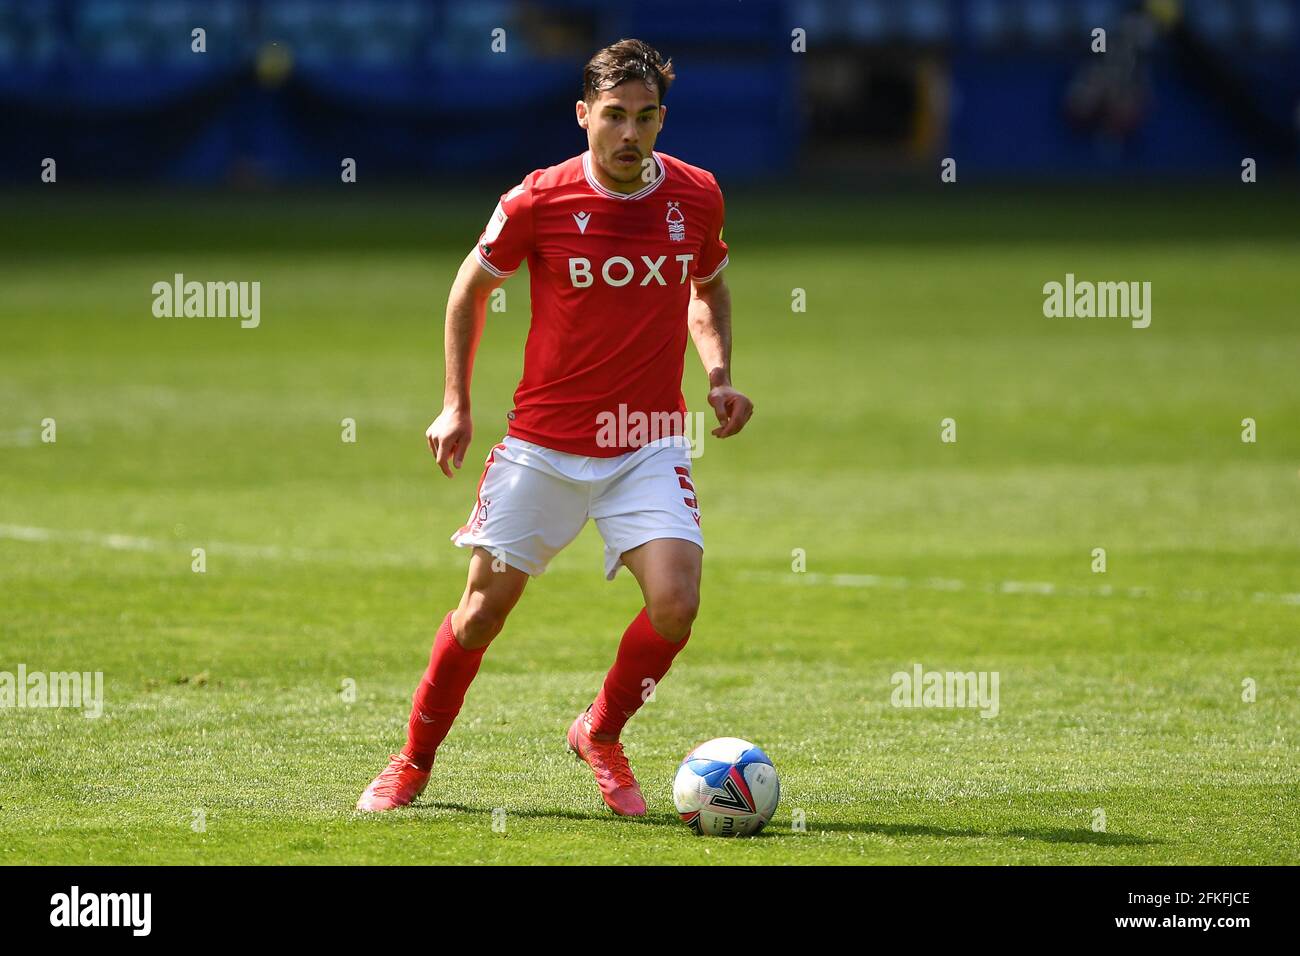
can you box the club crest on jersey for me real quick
[665,201,685,241]
[572,211,591,234]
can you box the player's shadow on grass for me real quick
[813,820,1159,846]
[415,800,686,828]
[411,805,1155,845]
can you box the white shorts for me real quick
[451,435,703,579]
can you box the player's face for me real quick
[576,81,666,190]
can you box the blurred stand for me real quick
[2,0,1298,187]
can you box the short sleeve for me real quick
[474,177,535,278]
[692,178,729,283]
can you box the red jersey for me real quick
[473,150,729,457]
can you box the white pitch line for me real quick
[0,429,38,448]
[740,570,1300,607]
[0,523,438,570]
[3,523,1298,607]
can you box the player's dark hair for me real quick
[582,39,675,104]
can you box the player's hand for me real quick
[706,384,754,438]
[426,407,473,478]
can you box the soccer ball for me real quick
[672,737,779,836]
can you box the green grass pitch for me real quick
[1,188,1297,864]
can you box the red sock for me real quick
[588,608,688,739]
[401,611,487,769]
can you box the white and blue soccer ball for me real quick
[673,737,779,837]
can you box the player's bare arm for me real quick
[689,273,753,438]
[426,250,506,478]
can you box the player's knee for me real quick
[455,592,510,648]
[647,589,698,643]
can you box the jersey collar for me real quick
[582,150,667,201]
